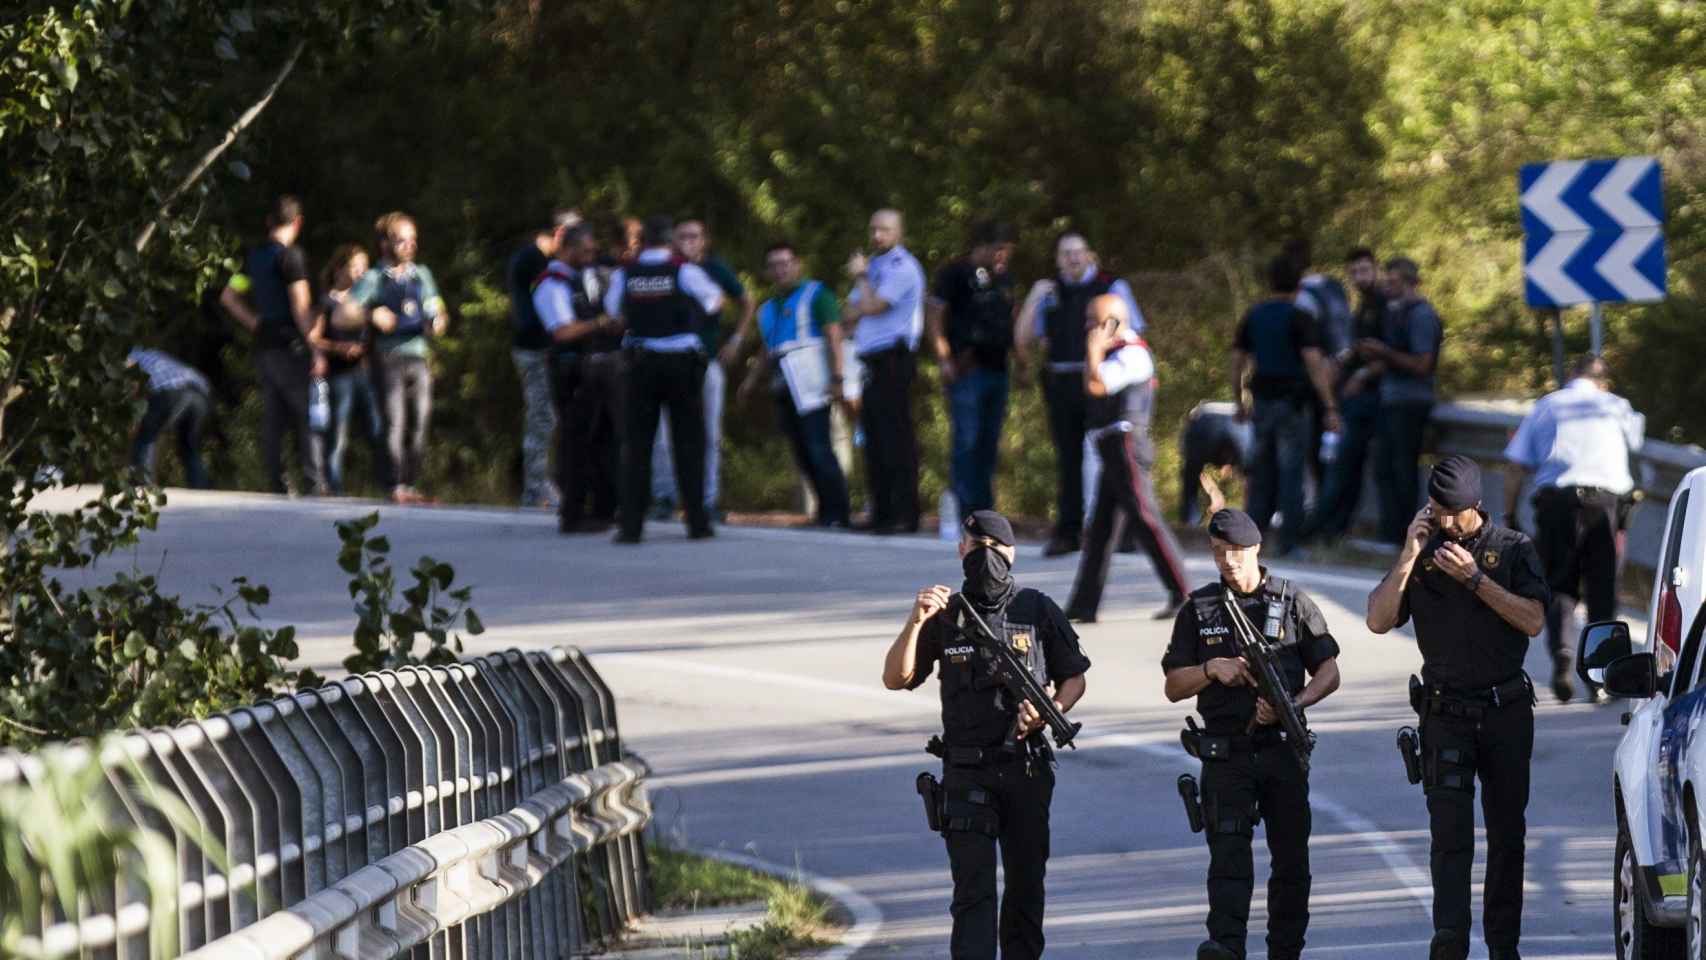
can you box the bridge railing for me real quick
[0,646,651,960]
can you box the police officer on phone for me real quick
[1366,456,1549,960]
[883,510,1090,960]
[1164,509,1340,960]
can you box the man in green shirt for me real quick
[349,211,448,503]
[733,241,850,526]
[647,218,753,520]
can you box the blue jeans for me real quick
[946,367,1009,515]
[1302,389,1379,541]
[1246,395,1312,553]
[324,368,387,494]
[132,386,211,488]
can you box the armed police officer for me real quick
[1163,508,1341,960]
[883,510,1090,960]
[1366,456,1549,960]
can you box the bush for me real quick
[337,512,485,673]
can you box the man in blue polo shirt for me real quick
[604,214,726,543]
[844,208,926,534]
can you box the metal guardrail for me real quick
[1430,400,1706,572]
[0,646,651,959]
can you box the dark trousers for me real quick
[621,350,709,538]
[1246,395,1312,554]
[371,351,432,490]
[556,351,626,530]
[1198,742,1312,959]
[1042,371,1088,538]
[322,368,387,494]
[942,758,1054,960]
[775,389,850,526]
[947,367,1009,515]
[132,386,211,488]
[858,345,920,529]
[1375,400,1433,543]
[1301,390,1380,541]
[1067,429,1190,617]
[256,347,326,494]
[1422,701,1534,958]
[1533,487,1621,662]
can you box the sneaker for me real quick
[1552,663,1574,703]
[1042,533,1080,558]
[1153,596,1186,621]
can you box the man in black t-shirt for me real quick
[1163,509,1341,960]
[507,209,581,509]
[218,195,327,495]
[1231,256,1339,556]
[883,510,1089,960]
[926,222,1016,516]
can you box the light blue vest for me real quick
[759,281,824,353]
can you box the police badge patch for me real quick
[1011,633,1032,654]
[1484,550,1500,569]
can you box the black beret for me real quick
[963,510,1015,547]
[1428,455,1483,511]
[1207,509,1262,547]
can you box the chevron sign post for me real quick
[1520,157,1666,353]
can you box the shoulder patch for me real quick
[1483,550,1501,569]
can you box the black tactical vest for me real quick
[568,265,622,354]
[1041,272,1116,365]
[1187,577,1307,734]
[935,588,1051,748]
[622,260,699,340]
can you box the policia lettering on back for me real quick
[1163,509,1341,960]
[883,510,1090,960]
[1367,456,1550,960]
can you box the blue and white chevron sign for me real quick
[1520,156,1666,307]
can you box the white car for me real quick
[1582,465,1706,959]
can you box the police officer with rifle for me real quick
[1368,456,1548,960]
[884,509,1090,960]
[1164,509,1341,960]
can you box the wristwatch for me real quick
[1466,570,1485,593]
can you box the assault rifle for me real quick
[1221,586,1314,773]
[947,594,1082,749]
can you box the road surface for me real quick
[48,489,1628,958]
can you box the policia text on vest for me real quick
[1164,508,1341,960]
[883,510,1089,960]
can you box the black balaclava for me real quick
[962,545,1016,611]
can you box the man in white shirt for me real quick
[843,208,926,533]
[1503,354,1645,701]
[604,215,725,543]
[1064,295,1191,622]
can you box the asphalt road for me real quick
[44,489,1631,959]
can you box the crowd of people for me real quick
[128,194,1608,585]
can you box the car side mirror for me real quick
[1601,653,1658,700]
[1578,620,1634,687]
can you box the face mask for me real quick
[962,545,1015,609]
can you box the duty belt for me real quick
[1411,673,1534,719]
[1181,723,1286,760]
[926,735,1043,768]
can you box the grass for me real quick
[648,845,834,959]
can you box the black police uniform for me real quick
[1163,573,1339,960]
[1038,271,1116,546]
[909,588,1090,959]
[1397,514,1549,960]
[551,263,626,532]
[617,260,711,540]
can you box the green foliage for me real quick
[337,512,484,673]
[648,845,830,960]
[1,742,223,960]
[0,568,319,750]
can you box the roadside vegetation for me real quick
[649,844,835,959]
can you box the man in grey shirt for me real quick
[1356,256,1442,544]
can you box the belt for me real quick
[1537,485,1624,503]
[1428,674,1533,710]
[926,735,1035,768]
